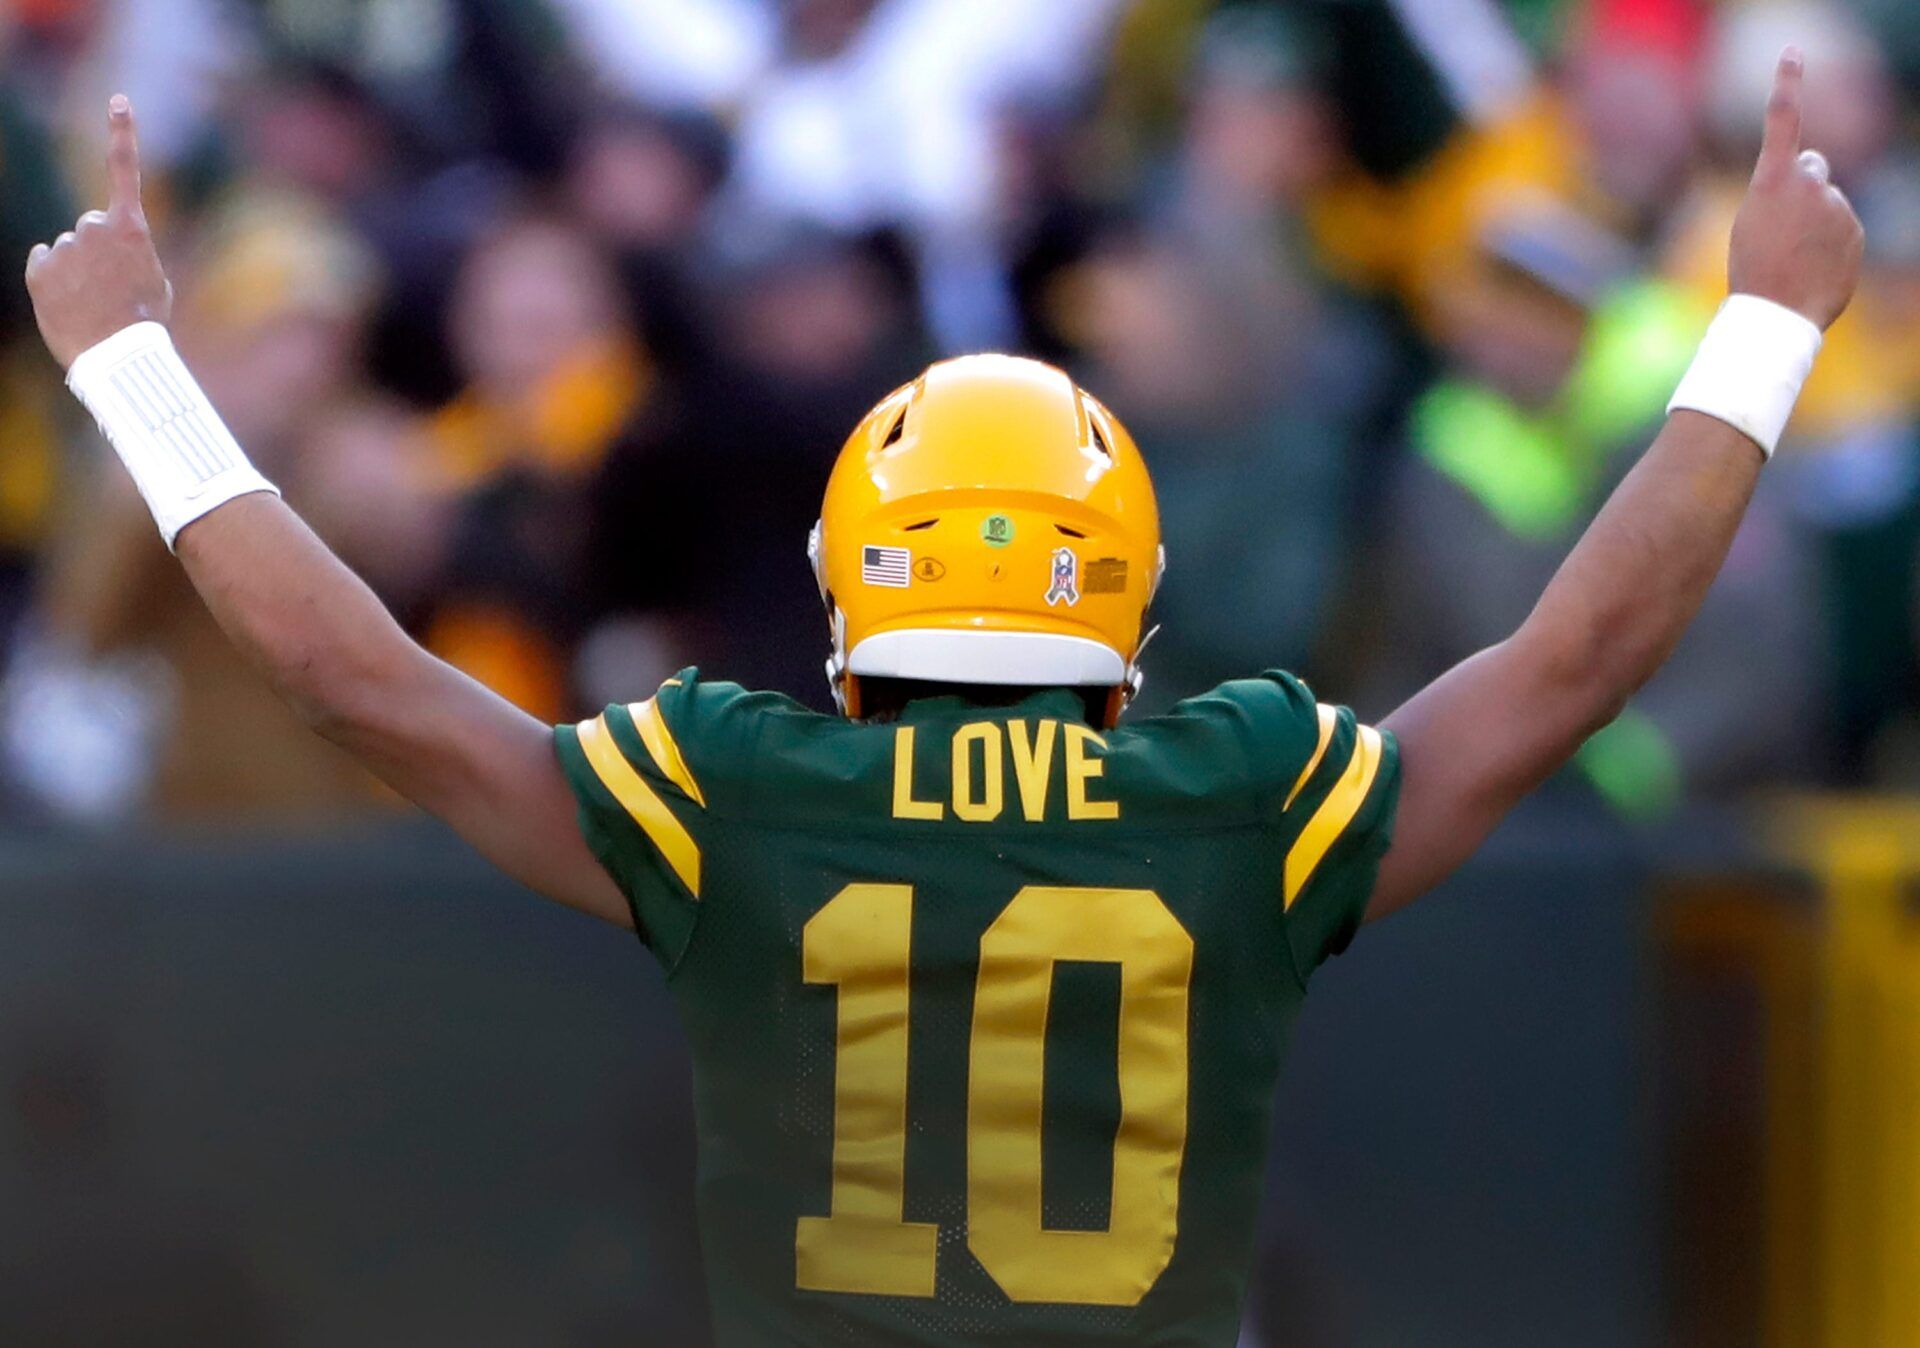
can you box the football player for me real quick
[23,51,1859,1347]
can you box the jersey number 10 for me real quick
[796,883,1195,1306]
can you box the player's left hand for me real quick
[1727,48,1864,331]
[24,95,173,369]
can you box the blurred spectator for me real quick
[548,0,777,110]
[717,0,1127,239]
[1563,22,1704,243]
[1061,9,1400,701]
[1070,231,1359,707]
[565,101,731,374]
[417,212,649,722]
[588,222,926,702]
[228,63,399,210]
[0,77,76,667]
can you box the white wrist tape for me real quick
[1666,294,1823,459]
[65,322,279,549]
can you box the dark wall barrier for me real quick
[1252,800,1661,1348]
[0,822,706,1346]
[0,803,1815,1345]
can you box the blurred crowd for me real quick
[1,0,1918,825]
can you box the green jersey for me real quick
[554,669,1399,1347]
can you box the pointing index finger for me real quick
[1756,47,1804,181]
[105,94,144,221]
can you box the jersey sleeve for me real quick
[553,671,726,967]
[1186,672,1402,979]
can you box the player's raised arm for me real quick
[1368,49,1863,919]
[23,98,629,928]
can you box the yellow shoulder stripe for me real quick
[1284,724,1384,910]
[1283,704,1340,812]
[629,697,706,807]
[577,714,702,898]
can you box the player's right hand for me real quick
[24,95,173,370]
[1727,47,1864,331]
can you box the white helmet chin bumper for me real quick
[847,630,1128,688]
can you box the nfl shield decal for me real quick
[1045,547,1081,606]
[862,545,912,587]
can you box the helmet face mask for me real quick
[810,355,1163,728]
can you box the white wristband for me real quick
[65,322,279,549]
[1666,294,1823,459]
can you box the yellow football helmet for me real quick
[809,354,1164,727]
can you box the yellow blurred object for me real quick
[1307,92,1581,326]
[424,602,570,724]
[179,192,381,338]
[0,345,63,551]
[811,355,1163,727]
[428,337,649,489]
[1767,798,1920,1346]
[1103,0,1218,140]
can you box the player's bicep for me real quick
[1371,637,1590,920]
[321,652,629,926]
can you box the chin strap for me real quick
[811,519,852,713]
[823,605,851,714]
[1104,622,1160,725]
[1125,546,1166,716]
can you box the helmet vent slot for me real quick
[881,410,908,448]
[902,518,938,532]
[1088,419,1112,459]
[1054,525,1087,539]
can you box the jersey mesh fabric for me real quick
[554,669,1399,1347]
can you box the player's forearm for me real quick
[172,493,443,750]
[173,493,515,796]
[173,495,627,920]
[1515,410,1765,735]
[1369,413,1765,917]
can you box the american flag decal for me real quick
[861,545,912,587]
